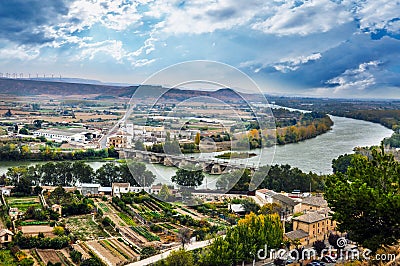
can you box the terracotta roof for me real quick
[293,212,327,223]
[112,183,130,188]
[0,229,14,237]
[285,229,309,240]
[301,196,328,207]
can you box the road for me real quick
[126,238,216,266]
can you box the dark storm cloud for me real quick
[266,34,400,89]
[0,0,69,44]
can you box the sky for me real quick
[0,0,399,98]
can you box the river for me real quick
[0,115,393,186]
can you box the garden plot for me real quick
[86,239,124,266]
[72,243,91,260]
[63,214,108,240]
[36,249,70,266]
[7,196,41,212]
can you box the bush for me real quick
[150,224,162,233]
[81,258,102,266]
[53,226,65,236]
[70,250,82,264]
[141,246,157,259]
[102,217,115,227]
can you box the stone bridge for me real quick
[118,149,258,175]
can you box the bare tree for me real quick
[178,228,191,249]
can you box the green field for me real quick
[7,196,41,212]
[98,202,110,212]
[118,212,136,226]
[0,250,18,266]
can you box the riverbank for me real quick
[0,115,393,177]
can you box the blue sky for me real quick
[0,0,399,98]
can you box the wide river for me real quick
[0,115,393,188]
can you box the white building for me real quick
[111,182,167,197]
[34,128,87,143]
[79,183,101,196]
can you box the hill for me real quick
[0,78,261,102]
[0,78,135,98]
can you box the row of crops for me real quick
[130,226,160,242]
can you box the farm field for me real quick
[6,196,41,212]
[118,212,136,226]
[36,249,71,266]
[86,238,139,265]
[63,214,108,240]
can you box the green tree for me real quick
[325,148,400,252]
[19,127,29,135]
[332,153,362,174]
[33,185,43,195]
[96,163,118,186]
[172,167,204,189]
[164,140,181,155]
[71,161,94,184]
[12,176,33,196]
[70,250,82,264]
[160,248,194,266]
[200,236,232,265]
[241,198,260,214]
[158,184,172,201]
[52,226,65,236]
[124,161,156,186]
[20,258,34,266]
[313,240,326,256]
[134,140,145,151]
[201,213,283,265]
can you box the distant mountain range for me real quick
[0,78,262,102]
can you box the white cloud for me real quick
[0,43,40,61]
[147,0,271,34]
[131,58,156,67]
[252,0,352,36]
[63,0,142,32]
[73,40,126,62]
[273,53,322,72]
[354,0,400,33]
[386,20,400,35]
[326,61,380,93]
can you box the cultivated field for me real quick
[86,238,139,266]
[35,249,72,266]
[7,196,41,212]
[63,214,108,240]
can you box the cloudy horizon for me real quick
[0,0,399,98]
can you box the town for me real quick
[0,80,398,266]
